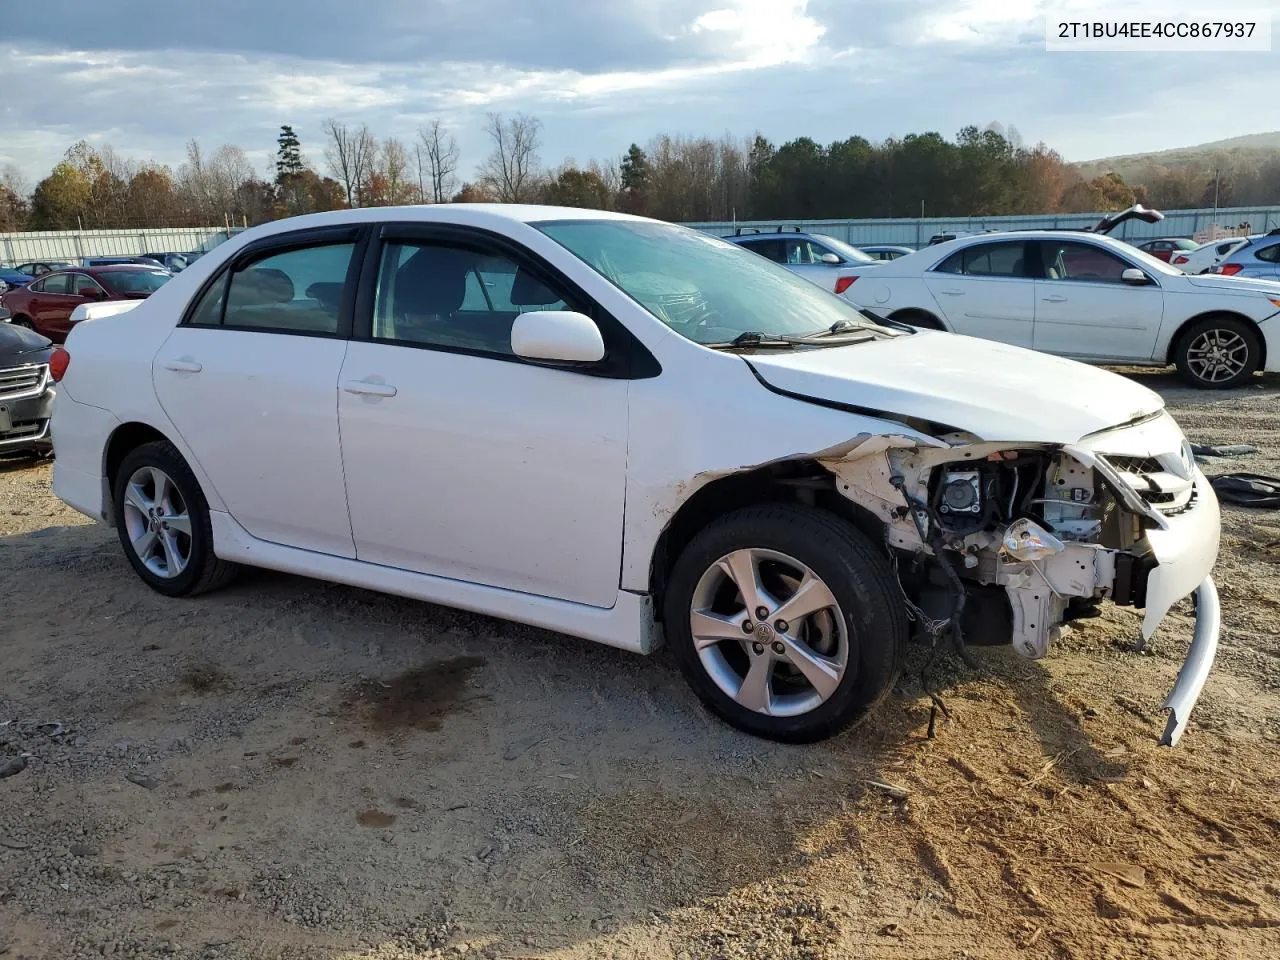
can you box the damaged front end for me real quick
[826,411,1220,746]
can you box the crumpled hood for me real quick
[746,331,1165,444]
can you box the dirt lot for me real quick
[2,370,1279,960]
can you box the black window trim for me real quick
[179,225,370,339]
[1254,241,1280,263]
[350,222,661,381]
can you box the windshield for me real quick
[101,270,171,294]
[810,234,876,264]
[536,220,881,345]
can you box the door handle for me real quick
[342,380,397,398]
[937,288,964,296]
[162,358,202,373]
[1040,295,1068,303]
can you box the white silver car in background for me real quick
[49,205,1221,746]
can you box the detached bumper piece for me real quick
[1160,578,1220,747]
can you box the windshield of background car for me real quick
[810,235,876,264]
[101,270,171,294]
[535,220,880,344]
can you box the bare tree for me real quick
[375,137,415,206]
[478,112,543,203]
[322,119,376,207]
[416,120,460,203]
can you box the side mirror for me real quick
[819,252,842,265]
[1121,268,1151,285]
[511,311,605,363]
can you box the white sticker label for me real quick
[1046,9,1272,51]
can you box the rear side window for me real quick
[42,273,72,294]
[218,243,355,334]
[1255,243,1280,263]
[935,242,1026,277]
[738,238,786,263]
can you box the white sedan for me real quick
[843,230,1280,388]
[1171,237,1249,275]
[50,205,1221,745]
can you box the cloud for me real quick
[0,0,1277,188]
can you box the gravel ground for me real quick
[2,370,1279,960]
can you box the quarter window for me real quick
[1040,241,1132,283]
[935,242,1026,277]
[221,243,355,333]
[1254,243,1280,263]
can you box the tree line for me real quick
[4,118,1280,234]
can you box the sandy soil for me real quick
[2,370,1279,960]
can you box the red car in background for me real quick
[0,265,170,343]
[1136,238,1198,262]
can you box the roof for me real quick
[60,264,169,276]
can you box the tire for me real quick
[1173,314,1262,389]
[663,504,907,743]
[111,440,238,597]
[891,309,945,331]
[10,316,32,329]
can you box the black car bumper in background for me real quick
[0,364,54,453]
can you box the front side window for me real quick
[72,275,104,297]
[42,273,72,295]
[1040,241,1133,283]
[809,235,876,264]
[100,270,170,295]
[537,219,884,345]
[935,242,1026,278]
[221,243,354,333]
[372,241,569,355]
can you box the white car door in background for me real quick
[153,231,360,558]
[1032,239,1164,361]
[336,231,629,608]
[922,240,1035,347]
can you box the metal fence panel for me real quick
[0,227,244,266]
[689,205,1280,247]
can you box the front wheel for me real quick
[663,505,907,743]
[1174,315,1262,389]
[112,440,239,597]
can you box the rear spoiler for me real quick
[69,300,145,325]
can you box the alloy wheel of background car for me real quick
[112,440,239,597]
[689,547,849,718]
[664,504,906,743]
[1174,315,1261,390]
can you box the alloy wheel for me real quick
[689,548,848,718]
[1186,329,1249,383]
[120,466,192,579]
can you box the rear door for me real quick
[152,226,364,557]
[1032,239,1164,361]
[32,273,80,337]
[922,240,1035,347]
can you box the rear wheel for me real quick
[1174,315,1261,389]
[663,504,906,743]
[112,440,238,597]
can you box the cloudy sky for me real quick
[1,0,1276,186]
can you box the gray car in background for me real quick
[723,228,877,295]
[857,244,915,261]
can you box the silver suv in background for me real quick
[1213,230,1280,279]
[723,228,877,295]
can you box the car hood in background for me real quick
[745,331,1164,444]
[1185,274,1280,295]
[0,321,53,366]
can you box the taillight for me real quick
[834,276,857,295]
[1218,263,1244,276]
[49,347,70,382]
[1172,255,1189,265]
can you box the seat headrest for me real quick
[230,267,294,305]
[396,247,470,315]
[509,267,561,307]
